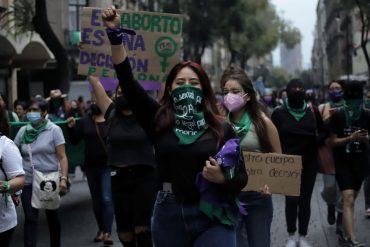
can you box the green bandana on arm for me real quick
[284,100,308,121]
[228,111,251,141]
[171,85,207,145]
[22,119,48,144]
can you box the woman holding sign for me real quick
[98,7,247,247]
[271,79,326,247]
[220,66,281,247]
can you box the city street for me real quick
[10,170,370,247]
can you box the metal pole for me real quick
[346,15,350,81]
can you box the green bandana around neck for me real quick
[364,99,370,109]
[343,98,363,125]
[228,111,251,141]
[284,100,308,121]
[329,99,345,108]
[22,119,48,144]
[171,84,207,145]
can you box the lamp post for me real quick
[345,14,350,81]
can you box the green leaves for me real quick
[0,0,35,39]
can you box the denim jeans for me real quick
[85,165,114,234]
[151,191,236,247]
[321,174,343,212]
[237,192,273,247]
[21,185,61,247]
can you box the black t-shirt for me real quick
[104,105,156,168]
[329,109,370,165]
[114,58,247,202]
[271,105,326,167]
[68,117,108,167]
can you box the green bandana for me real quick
[364,99,370,109]
[329,100,345,108]
[228,112,251,141]
[284,100,308,121]
[22,119,47,144]
[172,85,207,145]
[343,99,363,125]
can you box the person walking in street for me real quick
[271,79,326,247]
[66,95,114,244]
[318,80,345,238]
[14,97,69,247]
[328,80,370,247]
[98,8,248,247]
[0,104,24,247]
[220,66,281,247]
[87,76,157,247]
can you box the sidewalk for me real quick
[271,175,370,247]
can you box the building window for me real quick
[69,0,88,32]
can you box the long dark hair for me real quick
[220,66,273,152]
[155,61,225,145]
[0,104,10,137]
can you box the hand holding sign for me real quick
[102,7,120,29]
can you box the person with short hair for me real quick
[13,97,68,247]
[14,100,28,122]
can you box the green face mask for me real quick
[343,98,363,125]
[171,84,207,145]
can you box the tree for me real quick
[267,67,291,89]
[0,0,72,93]
[342,0,370,83]
[217,0,301,68]
[161,0,225,63]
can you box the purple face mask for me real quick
[223,93,247,112]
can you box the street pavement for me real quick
[10,171,370,247]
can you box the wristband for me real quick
[106,27,136,45]
[60,176,68,181]
[2,181,10,192]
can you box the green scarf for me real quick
[172,85,207,145]
[22,119,48,144]
[364,99,370,109]
[343,99,363,125]
[284,100,308,121]
[228,111,251,141]
[329,100,345,108]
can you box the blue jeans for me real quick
[237,192,273,247]
[85,165,114,234]
[321,174,343,212]
[151,191,236,247]
[21,185,61,247]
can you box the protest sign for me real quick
[242,152,302,196]
[78,8,183,90]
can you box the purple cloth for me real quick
[88,77,161,92]
[196,138,246,211]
